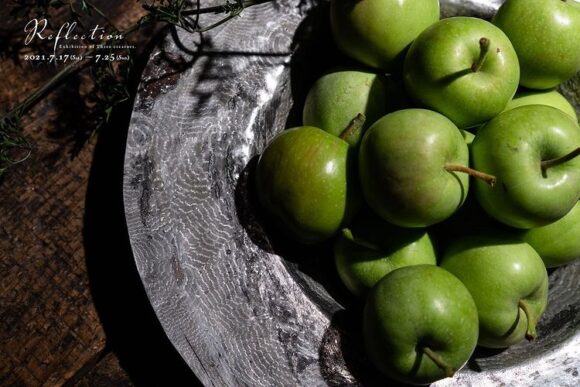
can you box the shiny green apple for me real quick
[334,209,436,297]
[521,201,580,268]
[503,89,578,120]
[255,126,360,243]
[441,234,548,348]
[330,0,440,70]
[359,109,481,228]
[472,105,580,228]
[403,17,520,128]
[493,0,580,89]
[303,68,387,145]
[364,265,479,384]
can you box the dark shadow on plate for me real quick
[233,152,356,313]
[189,48,291,117]
[234,155,276,255]
[83,29,202,386]
[234,1,361,312]
[136,26,201,112]
[319,309,421,386]
[466,347,507,372]
[162,17,293,120]
[233,2,414,384]
[537,304,578,337]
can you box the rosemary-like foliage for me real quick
[0,0,267,177]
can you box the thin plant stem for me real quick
[84,0,121,31]
[541,148,580,172]
[445,163,497,187]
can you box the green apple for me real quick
[472,105,580,228]
[503,89,578,120]
[364,265,479,384]
[403,17,520,128]
[358,109,494,228]
[493,0,580,89]
[330,0,440,70]
[255,126,360,243]
[441,234,549,348]
[520,201,580,268]
[334,209,436,297]
[303,68,387,145]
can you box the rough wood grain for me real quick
[0,1,169,385]
[0,109,107,386]
[124,0,579,386]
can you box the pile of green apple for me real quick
[254,0,580,384]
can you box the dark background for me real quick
[0,1,202,385]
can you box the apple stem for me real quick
[518,300,538,341]
[471,37,490,72]
[422,346,455,378]
[339,113,366,147]
[341,228,381,251]
[541,147,580,172]
[444,163,497,187]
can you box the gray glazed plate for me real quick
[123,0,580,385]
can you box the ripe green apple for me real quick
[333,209,436,297]
[303,68,387,145]
[472,105,580,228]
[255,126,360,243]
[503,89,578,120]
[441,234,549,348]
[520,201,580,268]
[330,0,440,70]
[493,0,580,89]
[358,109,493,228]
[363,265,479,384]
[403,17,520,128]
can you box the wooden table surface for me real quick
[0,1,201,385]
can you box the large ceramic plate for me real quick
[123,0,580,385]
